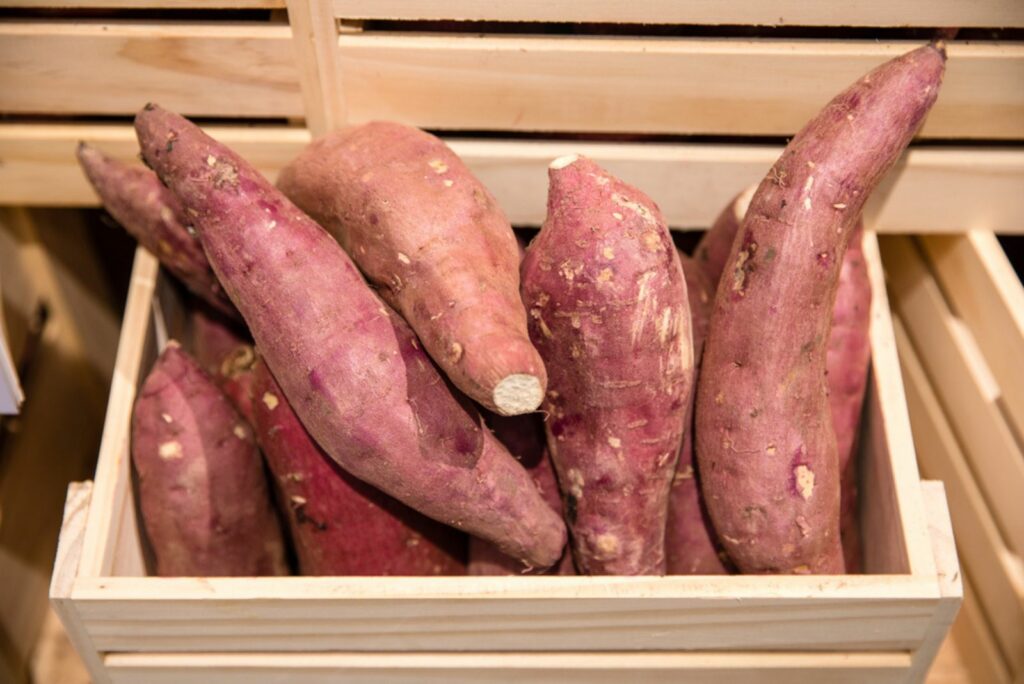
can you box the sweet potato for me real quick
[695,43,945,574]
[829,223,871,572]
[135,105,566,569]
[469,412,574,575]
[76,143,236,318]
[665,253,729,574]
[277,122,546,416]
[521,155,693,575]
[252,359,467,576]
[693,186,756,285]
[130,342,288,576]
[189,306,257,423]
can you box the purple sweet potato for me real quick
[521,155,693,575]
[829,222,871,572]
[252,359,467,576]
[277,122,546,416]
[76,143,236,318]
[469,412,574,576]
[130,342,288,576]
[665,252,729,575]
[135,105,566,569]
[693,186,756,285]
[189,306,257,424]
[695,43,945,574]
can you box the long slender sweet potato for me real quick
[693,186,756,285]
[665,252,729,574]
[829,223,872,572]
[277,122,546,416]
[695,43,945,574]
[135,105,566,569]
[189,306,257,423]
[76,143,236,318]
[521,155,693,575]
[469,412,574,575]
[252,359,467,576]
[131,342,288,576]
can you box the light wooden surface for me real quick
[332,0,1024,27]
[884,236,1024,560]
[334,35,1024,140]
[2,124,1023,235]
[919,231,1024,449]
[99,651,915,683]
[0,21,302,118]
[5,1,284,7]
[891,315,1024,669]
[948,572,1013,684]
[285,0,347,136]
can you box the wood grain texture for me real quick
[334,35,1024,140]
[891,314,1024,668]
[919,231,1024,449]
[101,651,914,683]
[2,124,1022,235]
[6,1,283,7]
[0,21,302,118]
[333,0,1024,27]
[285,0,347,135]
[884,236,1024,560]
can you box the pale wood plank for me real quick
[333,0,1024,27]
[948,571,1013,684]
[892,315,1024,667]
[860,231,935,578]
[920,231,1024,447]
[77,248,159,578]
[285,0,347,135]
[2,124,1022,235]
[102,651,914,683]
[911,481,962,682]
[49,482,112,684]
[884,236,1024,559]
[335,35,1024,139]
[6,1,283,7]
[0,21,302,118]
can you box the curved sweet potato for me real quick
[277,122,546,416]
[695,43,945,574]
[252,360,467,576]
[522,155,693,575]
[76,143,236,318]
[130,342,287,576]
[666,252,729,575]
[135,105,566,569]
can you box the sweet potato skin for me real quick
[252,360,467,576]
[521,155,693,575]
[695,44,945,574]
[189,306,257,423]
[468,412,574,575]
[277,122,546,416]
[135,105,566,569]
[829,223,871,572]
[693,186,756,285]
[665,253,729,575]
[130,343,288,576]
[76,143,236,318]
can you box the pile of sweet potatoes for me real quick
[80,42,944,577]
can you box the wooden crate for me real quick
[884,232,1024,681]
[4,1,1008,681]
[48,230,960,683]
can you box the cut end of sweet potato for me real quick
[492,374,544,416]
[549,154,581,170]
[734,184,757,222]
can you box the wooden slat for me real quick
[2,123,1022,234]
[335,35,1024,140]
[920,231,1024,447]
[0,21,302,118]
[333,0,1024,28]
[285,0,347,135]
[909,481,961,681]
[101,651,914,683]
[892,315,1024,667]
[884,236,1024,559]
[949,572,1013,684]
[4,1,284,7]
